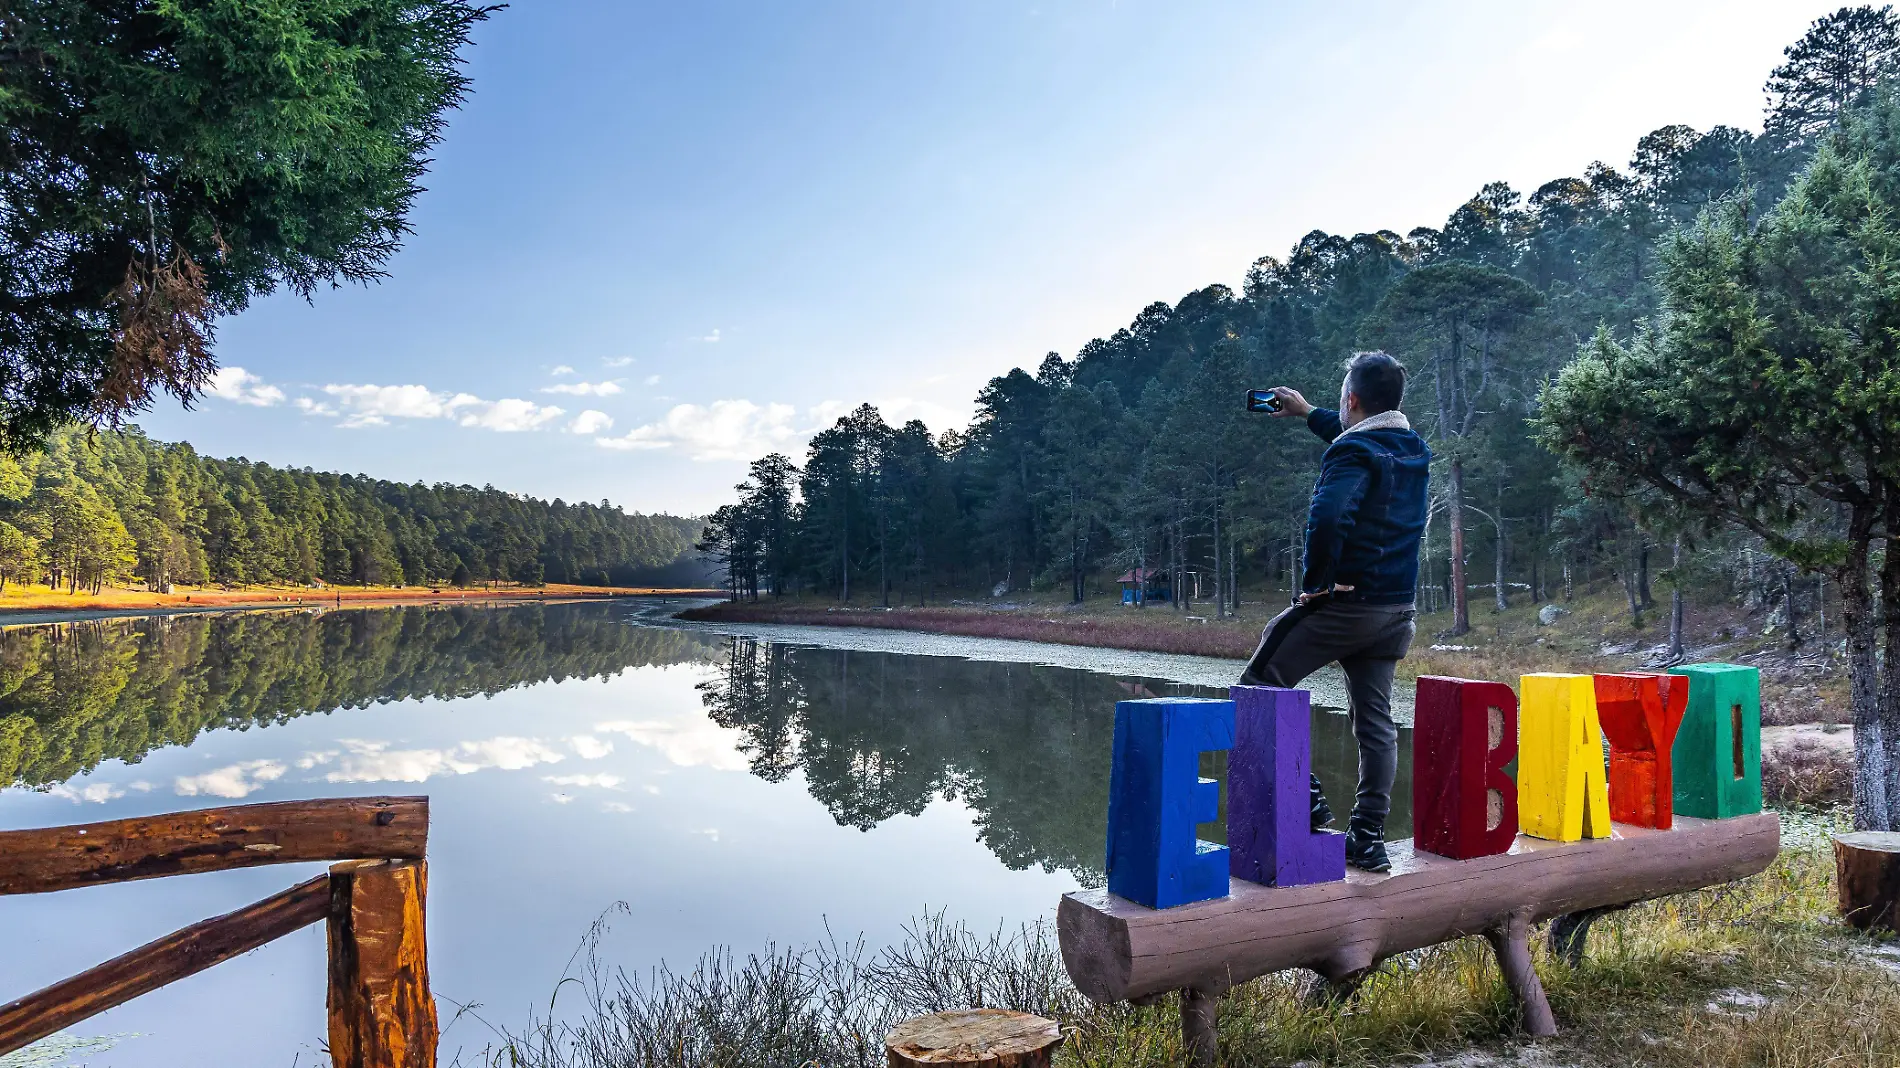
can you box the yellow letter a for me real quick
[1518,673,1612,841]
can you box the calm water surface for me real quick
[0,600,1410,1066]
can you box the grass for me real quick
[470,829,1900,1068]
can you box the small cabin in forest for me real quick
[1117,568,1171,605]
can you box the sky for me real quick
[135,1,1850,516]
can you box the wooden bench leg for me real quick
[328,859,437,1068]
[1181,986,1218,1068]
[1548,904,1626,969]
[1484,911,1556,1037]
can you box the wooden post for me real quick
[1180,987,1218,1068]
[1482,911,1556,1037]
[1834,831,1900,931]
[328,859,437,1068]
[884,1009,1062,1067]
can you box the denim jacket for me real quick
[1300,408,1431,606]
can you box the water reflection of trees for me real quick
[0,604,721,789]
[700,640,1205,885]
[700,639,1414,884]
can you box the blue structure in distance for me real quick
[1105,697,1234,909]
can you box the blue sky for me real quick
[138,1,1846,516]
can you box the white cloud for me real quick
[175,760,287,799]
[602,801,634,814]
[456,397,566,432]
[207,367,285,408]
[550,793,574,805]
[550,364,576,376]
[315,384,564,432]
[45,781,126,803]
[643,375,661,386]
[568,410,614,435]
[568,734,615,759]
[595,719,748,771]
[544,773,624,789]
[691,329,722,343]
[595,399,799,461]
[294,397,339,418]
[603,356,635,368]
[540,380,623,397]
[317,736,564,784]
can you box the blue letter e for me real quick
[1106,697,1235,909]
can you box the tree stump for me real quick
[1834,831,1900,931]
[884,1009,1063,1068]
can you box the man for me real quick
[1242,351,1430,873]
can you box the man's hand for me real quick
[1269,386,1313,419]
[1296,583,1355,606]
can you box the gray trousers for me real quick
[1238,599,1416,824]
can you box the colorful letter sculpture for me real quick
[1668,663,1763,818]
[1518,673,1612,841]
[1105,698,1235,908]
[1228,686,1346,886]
[1594,673,1689,829]
[1412,676,1519,859]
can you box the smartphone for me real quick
[1246,388,1282,414]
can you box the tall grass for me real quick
[475,844,1900,1068]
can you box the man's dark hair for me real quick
[1345,351,1405,414]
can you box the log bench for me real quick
[1059,812,1779,1064]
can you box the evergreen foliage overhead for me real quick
[0,0,492,447]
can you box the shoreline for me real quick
[0,583,718,628]
[674,599,1267,661]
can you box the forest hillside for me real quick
[0,426,705,593]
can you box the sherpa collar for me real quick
[1336,409,1412,439]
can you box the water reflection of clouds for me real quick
[594,718,747,771]
[312,736,566,783]
[544,773,624,789]
[175,759,287,799]
[44,780,147,803]
[568,734,615,759]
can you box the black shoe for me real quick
[1309,775,1334,832]
[1345,815,1390,873]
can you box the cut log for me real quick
[1834,831,1900,931]
[328,859,437,1068]
[1059,812,1778,1005]
[0,797,428,895]
[884,1009,1063,1068]
[0,873,331,1056]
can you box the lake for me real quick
[0,599,1411,1067]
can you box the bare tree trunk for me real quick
[1212,501,1225,619]
[1785,571,1803,649]
[1874,503,1900,831]
[1448,458,1470,635]
[1844,507,1892,830]
[1668,535,1685,661]
[1493,515,1509,613]
[1563,557,1574,602]
[1230,534,1240,614]
[1622,565,1642,627]
[1637,541,1655,609]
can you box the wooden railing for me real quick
[0,797,434,1067]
